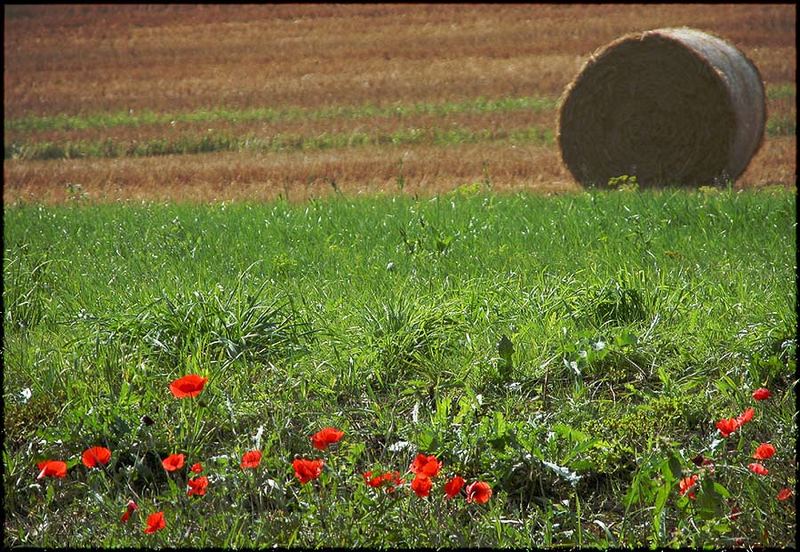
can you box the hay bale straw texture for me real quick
[557,27,766,188]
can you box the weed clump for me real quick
[84,277,313,369]
[357,295,467,387]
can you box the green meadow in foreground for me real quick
[3,187,796,547]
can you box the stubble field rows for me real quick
[3,3,796,203]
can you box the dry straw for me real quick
[557,27,766,188]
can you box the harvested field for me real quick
[3,3,796,202]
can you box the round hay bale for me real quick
[557,27,766,188]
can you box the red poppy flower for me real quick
[678,474,699,499]
[410,453,442,477]
[363,471,383,488]
[411,474,433,498]
[715,417,739,437]
[384,471,403,485]
[752,388,772,401]
[190,462,203,473]
[753,443,776,460]
[144,511,166,534]
[82,446,112,469]
[736,407,755,426]
[241,450,262,469]
[748,463,769,476]
[36,460,67,480]
[120,500,138,523]
[466,481,492,504]
[385,472,404,493]
[777,488,793,501]
[363,470,403,491]
[169,374,208,398]
[187,476,209,497]
[444,475,466,499]
[310,427,344,450]
[162,453,185,472]
[293,458,324,484]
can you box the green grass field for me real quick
[3,187,796,547]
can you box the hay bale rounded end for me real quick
[557,27,766,188]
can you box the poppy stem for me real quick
[255,467,265,512]
[246,470,258,513]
